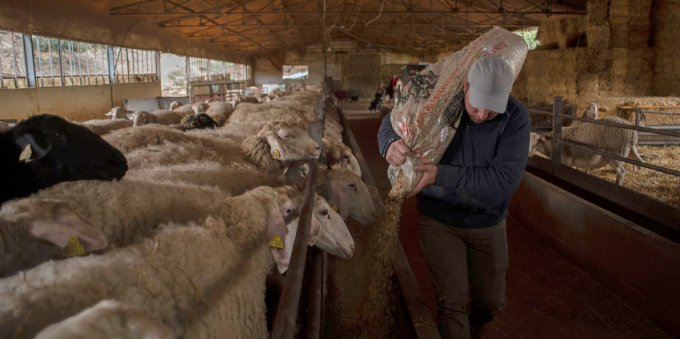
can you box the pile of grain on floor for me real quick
[579,145,679,205]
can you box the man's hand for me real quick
[386,139,412,166]
[407,164,437,198]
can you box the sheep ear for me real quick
[266,134,289,161]
[28,204,108,252]
[105,111,114,117]
[329,181,350,220]
[15,133,52,161]
[126,113,134,120]
[308,214,321,246]
[266,206,290,274]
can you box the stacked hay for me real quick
[380,64,403,85]
[651,0,680,96]
[537,16,586,49]
[521,48,586,106]
[342,53,382,98]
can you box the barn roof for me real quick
[101,0,587,55]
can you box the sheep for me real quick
[0,199,108,278]
[286,163,376,225]
[125,161,288,197]
[179,113,219,131]
[77,119,133,136]
[285,194,355,259]
[123,121,321,173]
[205,101,234,125]
[0,186,295,339]
[232,93,261,107]
[0,121,14,133]
[24,179,229,248]
[186,121,268,143]
[528,116,644,185]
[128,110,184,127]
[103,124,192,153]
[169,101,206,117]
[0,114,128,205]
[322,137,361,177]
[35,300,176,339]
[104,106,132,120]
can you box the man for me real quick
[377,56,530,339]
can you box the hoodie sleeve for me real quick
[377,112,402,157]
[434,103,531,197]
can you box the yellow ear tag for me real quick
[331,204,339,212]
[272,149,281,159]
[269,235,284,249]
[63,236,85,258]
[19,144,32,161]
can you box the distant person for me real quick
[369,83,385,113]
[394,77,404,104]
[377,57,530,339]
[388,74,399,103]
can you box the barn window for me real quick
[283,65,309,80]
[32,35,111,87]
[113,47,158,83]
[0,30,28,89]
[188,57,209,81]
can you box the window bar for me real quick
[76,42,82,85]
[106,45,115,85]
[94,45,99,85]
[57,39,64,86]
[35,37,43,87]
[11,32,19,88]
[22,33,36,88]
[126,48,131,83]
[47,38,55,86]
[68,41,74,85]
[84,44,90,85]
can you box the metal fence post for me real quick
[22,33,36,88]
[107,46,116,84]
[552,96,563,167]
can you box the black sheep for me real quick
[180,113,219,131]
[0,114,128,205]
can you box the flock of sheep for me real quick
[0,86,376,338]
[529,103,644,185]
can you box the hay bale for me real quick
[342,53,382,98]
[537,17,586,49]
[522,49,586,106]
[652,0,680,96]
[609,0,652,48]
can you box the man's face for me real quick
[464,80,500,124]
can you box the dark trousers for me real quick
[419,216,508,339]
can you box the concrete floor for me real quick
[342,101,670,338]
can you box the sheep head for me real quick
[180,113,218,131]
[322,138,360,176]
[0,199,108,278]
[192,102,209,114]
[257,121,321,162]
[169,101,183,110]
[129,111,157,127]
[105,106,129,120]
[529,132,552,158]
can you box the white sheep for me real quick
[286,163,376,225]
[0,199,108,278]
[77,119,133,136]
[104,106,132,120]
[103,124,192,153]
[128,110,184,127]
[22,180,229,248]
[322,137,361,177]
[123,121,321,173]
[0,186,295,339]
[0,121,15,133]
[35,300,176,339]
[529,115,644,185]
[205,101,234,125]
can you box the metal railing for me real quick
[271,89,327,339]
[530,96,680,214]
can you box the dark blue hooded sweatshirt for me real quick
[377,95,530,229]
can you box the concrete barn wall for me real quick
[0,82,161,122]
